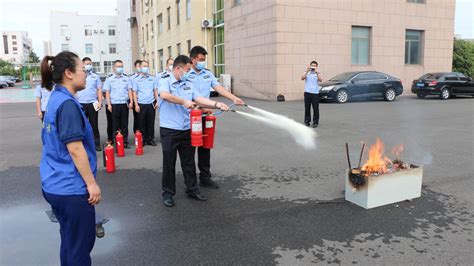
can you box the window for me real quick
[167,7,171,30]
[186,0,191,20]
[176,0,180,25]
[177,43,181,55]
[458,73,469,81]
[187,40,191,53]
[146,24,149,40]
[12,41,17,45]
[61,44,69,51]
[444,75,459,81]
[104,61,113,74]
[3,35,8,54]
[158,14,163,34]
[142,27,144,43]
[366,73,387,80]
[151,20,154,37]
[351,26,371,65]
[12,35,16,39]
[84,26,92,36]
[405,30,423,65]
[168,46,172,58]
[159,49,164,72]
[233,0,242,7]
[92,62,101,73]
[85,43,93,54]
[407,0,425,3]
[12,47,17,51]
[152,52,155,70]
[213,0,225,76]
[109,43,117,54]
[60,25,69,36]
[214,0,224,26]
[108,25,116,36]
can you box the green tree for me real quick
[0,59,18,76]
[28,50,40,63]
[452,38,474,77]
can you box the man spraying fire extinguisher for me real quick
[188,46,245,189]
[157,55,229,207]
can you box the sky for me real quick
[1,0,473,58]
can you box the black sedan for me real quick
[411,72,474,100]
[318,71,403,103]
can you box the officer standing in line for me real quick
[130,60,142,134]
[34,83,52,122]
[301,60,322,128]
[103,60,133,149]
[158,55,229,207]
[188,46,245,189]
[76,57,103,151]
[153,58,174,96]
[102,73,114,144]
[132,60,159,146]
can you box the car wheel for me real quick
[335,89,349,103]
[440,88,450,100]
[416,93,426,99]
[384,88,396,101]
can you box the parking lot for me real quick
[1,94,473,264]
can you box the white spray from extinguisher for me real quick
[234,105,317,150]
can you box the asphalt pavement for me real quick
[1,94,473,265]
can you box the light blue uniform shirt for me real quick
[34,84,52,111]
[188,68,220,99]
[158,74,199,131]
[153,70,171,89]
[304,71,320,94]
[76,72,102,103]
[132,74,156,104]
[103,74,132,104]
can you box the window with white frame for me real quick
[405,30,424,65]
[186,0,191,20]
[158,14,163,34]
[351,26,371,65]
[158,49,164,72]
[85,43,93,54]
[84,25,92,36]
[109,43,117,54]
[108,25,116,36]
[92,62,101,73]
[61,44,69,51]
[60,25,69,36]
[104,61,113,74]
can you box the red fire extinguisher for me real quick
[135,130,143,156]
[116,130,125,157]
[203,114,216,149]
[190,108,203,147]
[105,142,115,173]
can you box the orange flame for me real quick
[361,138,393,175]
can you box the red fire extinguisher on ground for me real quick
[116,130,125,157]
[202,114,216,149]
[190,108,203,147]
[105,142,115,173]
[135,130,143,156]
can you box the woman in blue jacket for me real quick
[40,51,101,266]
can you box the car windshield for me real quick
[329,72,356,81]
[420,73,443,80]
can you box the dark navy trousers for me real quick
[43,191,96,266]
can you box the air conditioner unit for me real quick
[201,19,213,28]
[94,30,98,33]
[65,36,71,40]
[100,29,104,33]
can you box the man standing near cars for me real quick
[301,60,322,128]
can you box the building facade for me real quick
[50,11,126,75]
[0,31,33,64]
[135,0,456,100]
[135,0,217,75]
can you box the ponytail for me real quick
[40,51,79,91]
[40,56,55,90]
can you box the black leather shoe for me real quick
[312,123,318,128]
[147,140,157,146]
[124,143,131,149]
[163,198,175,207]
[305,123,310,126]
[95,145,102,152]
[200,179,219,189]
[188,194,208,201]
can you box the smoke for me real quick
[235,106,317,150]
